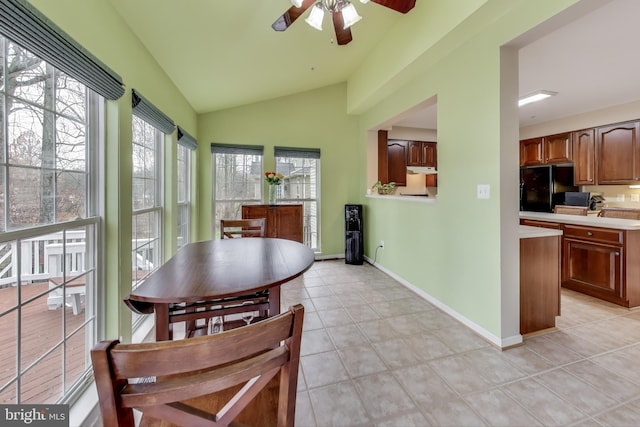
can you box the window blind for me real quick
[131,89,175,135]
[211,143,264,156]
[274,146,321,159]
[177,126,198,150]
[0,0,124,100]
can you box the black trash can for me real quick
[345,204,363,265]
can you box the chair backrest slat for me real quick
[221,218,266,239]
[597,207,640,219]
[91,304,304,427]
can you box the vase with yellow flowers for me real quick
[264,172,284,204]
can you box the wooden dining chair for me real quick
[597,207,640,219]
[553,205,588,216]
[91,304,304,427]
[220,218,266,239]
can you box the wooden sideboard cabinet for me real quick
[242,204,303,243]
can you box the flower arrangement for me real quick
[265,172,284,185]
[371,180,397,195]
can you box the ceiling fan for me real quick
[272,0,416,46]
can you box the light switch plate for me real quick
[617,194,625,202]
[477,184,490,199]
[631,194,640,202]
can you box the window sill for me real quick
[365,194,437,204]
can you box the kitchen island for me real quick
[519,225,563,335]
[520,211,640,308]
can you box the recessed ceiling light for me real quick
[518,90,558,107]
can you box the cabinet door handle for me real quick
[615,252,620,256]
[587,231,593,236]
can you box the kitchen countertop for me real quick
[520,211,640,230]
[519,225,563,239]
[365,194,437,204]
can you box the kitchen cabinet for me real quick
[597,121,640,184]
[544,132,572,164]
[520,133,571,167]
[242,204,303,243]
[520,228,561,335]
[407,141,437,167]
[562,225,625,305]
[573,128,596,185]
[520,216,640,308]
[377,131,407,186]
[520,137,543,166]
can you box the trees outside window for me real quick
[0,38,100,405]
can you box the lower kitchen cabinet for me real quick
[521,218,640,308]
[520,233,561,335]
[242,204,303,243]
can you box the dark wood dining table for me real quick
[125,237,314,341]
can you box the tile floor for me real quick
[282,260,640,427]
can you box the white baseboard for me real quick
[365,256,522,349]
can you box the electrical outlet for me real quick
[632,194,640,202]
[379,240,384,248]
[617,194,625,202]
[477,184,490,199]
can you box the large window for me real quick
[211,144,263,238]
[275,147,320,250]
[131,116,163,291]
[176,143,191,249]
[0,38,101,404]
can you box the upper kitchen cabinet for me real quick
[520,137,543,166]
[597,121,640,184]
[573,129,596,185]
[407,141,437,167]
[520,134,572,167]
[544,132,572,164]
[377,131,407,186]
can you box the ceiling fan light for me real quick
[290,0,304,7]
[305,3,325,31]
[341,3,362,29]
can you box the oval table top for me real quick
[126,238,315,305]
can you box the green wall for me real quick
[197,83,360,256]
[24,0,585,344]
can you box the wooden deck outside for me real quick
[0,282,89,404]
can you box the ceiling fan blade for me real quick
[371,0,416,14]
[272,0,316,31]
[332,11,353,45]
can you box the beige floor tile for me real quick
[523,334,583,365]
[503,377,587,425]
[534,368,619,416]
[372,337,422,369]
[431,325,490,353]
[309,295,342,311]
[300,328,334,356]
[593,404,640,427]
[461,347,527,385]
[353,372,416,419]
[392,363,458,406]
[308,381,370,427]
[563,360,640,403]
[301,350,349,388]
[295,391,316,427]
[357,318,399,342]
[591,345,640,384]
[428,355,493,395]
[337,345,388,378]
[402,332,455,361]
[302,311,324,331]
[317,307,353,328]
[305,285,335,298]
[538,330,610,357]
[422,398,489,427]
[343,303,380,322]
[464,388,543,426]
[374,410,434,427]
[500,345,556,375]
[326,324,369,349]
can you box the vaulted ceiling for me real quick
[108,0,640,130]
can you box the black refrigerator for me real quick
[345,204,363,265]
[520,165,578,212]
